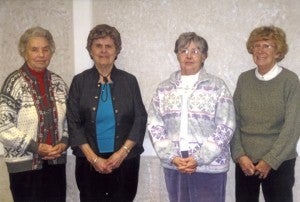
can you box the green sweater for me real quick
[231,68,300,170]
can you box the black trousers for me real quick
[75,155,140,202]
[235,158,296,202]
[9,162,66,202]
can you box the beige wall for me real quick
[0,0,300,201]
[90,0,300,157]
[1,0,300,143]
[92,0,300,107]
[0,0,74,86]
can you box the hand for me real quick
[181,157,197,174]
[172,156,197,174]
[93,157,112,174]
[43,143,67,160]
[79,143,113,174]
[238,155,256,176]
[41,143,67,160]
[106,149,128,170]
[38,143,54,157]
[255,160,271,179]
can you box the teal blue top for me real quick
[96,84,116,153]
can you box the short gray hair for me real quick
[18,26,55,58]
[174,32,208,58]
[86,24,122,59]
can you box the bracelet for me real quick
[92,156,98,165]
[122,146,130,154]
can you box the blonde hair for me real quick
[246,25,288,62]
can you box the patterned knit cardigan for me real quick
[0,65,68,173]
[147,68,236,173]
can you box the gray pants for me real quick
[164,168,227,202]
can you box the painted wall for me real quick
[0,1,300,201]
[0,0,299,156]
[90,0,300,155]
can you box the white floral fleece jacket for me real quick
[147,68,235,173]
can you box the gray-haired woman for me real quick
[147,32,235,202]
[0,26,68,201]
[67,24,147,201]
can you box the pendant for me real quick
[103,76,108,83]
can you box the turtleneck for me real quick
[28,67,52,145]
[28,67,46,78]
[28,67,47,103]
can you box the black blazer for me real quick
[67,66,147,159]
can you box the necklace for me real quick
[100,83,108,102]
[98,68,112,102]
[99,71,112,83]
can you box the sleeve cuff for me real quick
[26,139,39,153]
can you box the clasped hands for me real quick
[38,143,67,160]
[93,149,127,174]
[238,155,271,179]
[172,156,197,174]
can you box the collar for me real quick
[255,64,282,81]
[180,71,200,88]
[27,66,46,79]
[172,67,208,84]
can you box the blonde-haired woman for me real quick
[231,25,300,202]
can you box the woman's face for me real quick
[177,41,206,75]
[252,40,279,74]
[25,37,52,72]
[90,36,117,69]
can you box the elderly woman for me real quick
[0,26,68,201]
[231,25,300,202]
[67,24,147,201]
[147,32,235,202]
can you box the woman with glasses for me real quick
[147,32,235,202]
[231,25,300,202]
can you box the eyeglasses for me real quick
[179,49,201,57]
[252,43,275,51]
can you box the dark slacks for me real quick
[235,158,295,202]
[75,155,140,202]
[9,162,66,202]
